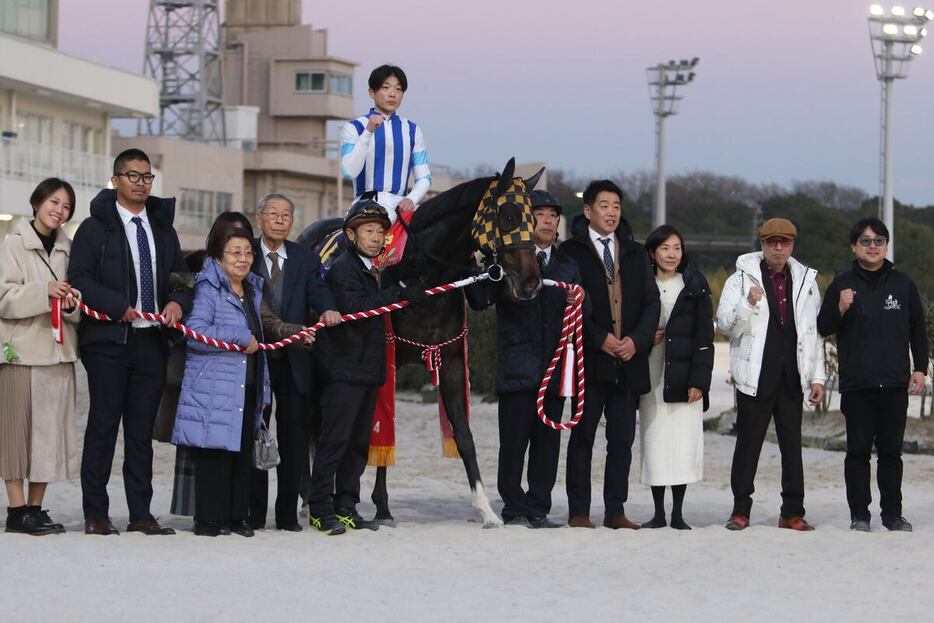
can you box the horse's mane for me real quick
[406,176,495,233]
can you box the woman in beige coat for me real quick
[0,178,81,535]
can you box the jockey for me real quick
[340,64,431,225]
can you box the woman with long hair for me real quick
[639,225,714,530]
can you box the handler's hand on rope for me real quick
[161,301,183,326]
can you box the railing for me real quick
[0,139,110,191]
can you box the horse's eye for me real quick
[499,203,521,232]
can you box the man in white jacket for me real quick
[716,218,826,531]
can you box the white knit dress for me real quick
[639,273,704,486]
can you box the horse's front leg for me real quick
[439,347,502,529]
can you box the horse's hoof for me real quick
[374,518,397,528]
[374,511,394,521]
[482,518,504,529]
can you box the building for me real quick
[0,0,158,238]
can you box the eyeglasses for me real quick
[857,236,887,248]
[763,236,793,248]
[115,171,156,184]
[262,211,293,223]
[224,250,254,259]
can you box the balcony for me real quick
[0,139,111,222]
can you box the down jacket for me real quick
[172,259,271,452]
[0,218,81,365]
[716,252,826,397]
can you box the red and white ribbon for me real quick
[535,279,586,431]
[392,326,469,386]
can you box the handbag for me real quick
[253,420,280,470]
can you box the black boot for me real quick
[6,506,58,536]
[27,506,65,534]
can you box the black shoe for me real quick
[527,516,563,529]
[309,515,346,535]
[193,521,231,537]
[882,516,912,532]
[6,506,58,536]
[230,520,255,538]
[850,518,871,532]
[126,517,175,535]
[335,508,379,531]
[503,515,532,527]
[641,515,667,529]
[275,522,303,532]
[28,506,65,534]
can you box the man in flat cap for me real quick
[716,218,826,531]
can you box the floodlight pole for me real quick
[653,68,668,229]
[880,41,896,260]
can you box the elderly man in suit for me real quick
[249,193,341,531]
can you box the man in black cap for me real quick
[471,190,583,528]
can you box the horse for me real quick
[298,158,544,528]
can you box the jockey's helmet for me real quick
[344,193,391,231]
[530,190,563,216]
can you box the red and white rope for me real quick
[391,326,469,386]
[72,273,488,353]
[535,279,586,431]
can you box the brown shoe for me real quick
[567,515,595,528]
[603,515,641,530]
[778,516,815,531]
[126,517,176,535]
[84,517,119,536]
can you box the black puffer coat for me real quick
[657,262,714,411]
[468,247,584,395]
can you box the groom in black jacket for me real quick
[68,148,193,536]
[560,180,660,529]
[469,190,584,529]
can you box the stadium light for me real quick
[867,4,931,260]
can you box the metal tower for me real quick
[140,0,226,143]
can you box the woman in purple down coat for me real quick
[172,220,272,537]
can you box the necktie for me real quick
[369,265,380,285]
[267,251,281,285]
[537,250,547,272]
[599,237,614,276]
[132,216,155,313]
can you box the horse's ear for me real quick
[495,157,516,195]
[524,166,545,192]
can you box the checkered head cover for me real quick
[471,177,535,256]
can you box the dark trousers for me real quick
[250,356,310,528]
[80,330,167,522]
[193,384,256,524]
[840,388,909,521]
[307,382,377,518]
[566,381,636,519]
[497,390,564,520]
[731,380,805,518]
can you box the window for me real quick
[330,73,352,96]
[16,112,52,144]
[62,122,102,154]
[0,0,51,43]
[295,72,326,93]
[178,189,233,231]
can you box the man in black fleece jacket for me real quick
[817,217,928,532]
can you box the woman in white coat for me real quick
[0,178,81,535]
[639,226,713,530]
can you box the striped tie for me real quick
[599,237,614,276]
[537,250,547,272]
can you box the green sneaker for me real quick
[309,515,346,535]
[335,509,380,531]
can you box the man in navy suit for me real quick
[249,193,341,530]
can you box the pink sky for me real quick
[58,0,934,204]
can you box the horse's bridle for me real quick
[470,177,536,280]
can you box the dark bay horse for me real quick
[298,158,543,527]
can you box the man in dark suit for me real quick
[249,193,341,531]
[68,148,193,535]
[559,179,660,529]
[469,190,583,528]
